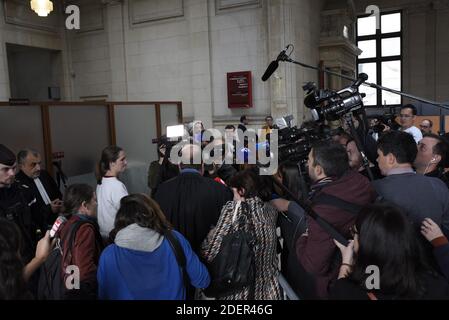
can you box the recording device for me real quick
[272,75,368,165]
[304,73,368,122]
[152,124,185,145]
[49,215,68,238]
[277,121,331,164]
[368,109,401,133]
[261,45,292,81]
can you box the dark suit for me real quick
[0,183,38,263]
[16,170,62,228]
[154,170,233,253]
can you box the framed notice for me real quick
[227,71,252,108]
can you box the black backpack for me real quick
[37,220,101,300]
[203,203,255,298]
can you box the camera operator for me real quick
[332,132,383,180]
[203,137,237,185]
[0,144,40,263]
[293,141,377,299]
[368,117,390,141]
[147,138,179,197]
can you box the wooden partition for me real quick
[445,116,449,133]
[0,101,182,178]
[414,115,441,134]
[394,115,442,134]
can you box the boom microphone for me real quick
[352,73,368,88]
[261,46,289,81]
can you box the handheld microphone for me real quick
[261,46,290,82]
[49,215,68,238]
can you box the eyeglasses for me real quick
[399,114,413,118]
[420,125,430,129]
[350,225,359,238]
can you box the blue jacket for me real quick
[97,230,210,300]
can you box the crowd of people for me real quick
[1,104,449,300]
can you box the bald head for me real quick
[179,144,203,172]
[420,119,433,134]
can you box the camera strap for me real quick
[272,177,350,246]
[311,193,363,215]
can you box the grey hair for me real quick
[17,149,40,165]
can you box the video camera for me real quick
[152,124,186,146]
[275,74,369,164]
[276,118,332,164]
[303,73,368,122]
[368,110,401,133]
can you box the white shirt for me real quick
[402,126,423,144]
[97,177,128,238]
[33,177,51,205]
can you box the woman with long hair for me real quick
[331,203,449,299]
[0,219,53,300]
[201,169,281,299]
[271,162,309,297]
[97,194,210,300]
[96,146,129,238]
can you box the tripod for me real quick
[53,160,68,190]
[342,113,374,181]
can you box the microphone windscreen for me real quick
[261,60,279,81]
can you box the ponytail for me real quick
[97,145,123,184]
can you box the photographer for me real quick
[203,138,237,185]
[369,117,388,141]
[295,141,377,299]
[333,133,383,180]
[147,138,179,197]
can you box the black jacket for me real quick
[154,171,233,253]
[16,170,62,228]
[0,183,39,263]
[329,273,449,300]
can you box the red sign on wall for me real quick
[227,71,252,108]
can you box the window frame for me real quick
[356,10,403,108]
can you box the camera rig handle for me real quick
[343,113,375,181]
[281,50,449,110]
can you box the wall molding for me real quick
[215,0,262,14]
[73,0,105,34]
[3,0,60,33]
[128,0,184,26]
